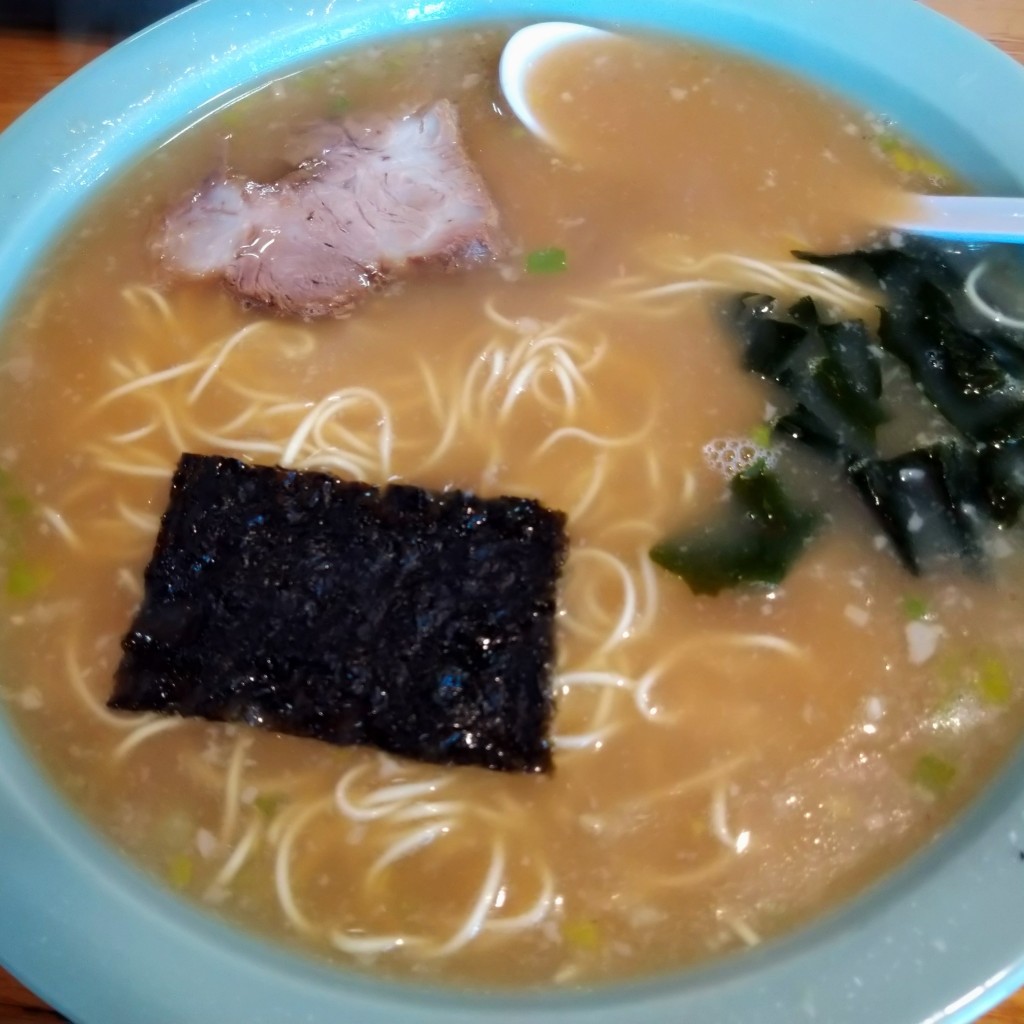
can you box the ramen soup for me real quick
[3,26,1024,989]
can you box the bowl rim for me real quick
[3,2,1024,1022]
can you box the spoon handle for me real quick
[894,194,1024,243]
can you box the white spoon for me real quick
[499,21,1024,245]
[498,22,616,147]
[891,195,1024,243]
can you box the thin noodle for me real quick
[90,454,174,479]
[92,359,205,408]
[220,734,253,844]
[207,815,263,893]
[635,631,813,722]
[331,931,418,955]
[273,796,334,934]
[965,260,1024,329]
[114,715,185,759]
[557,670,636,692]
[551,726,617,750]
[566,453,608,523]
[297,450,374,479]
[122,284,177,327]
[367,820,454,881]
[721,913,762,947]
[709,782,749,854]
[390,801,468,823]
[485,865,555,934]
[416,357,447,424]
[38,507,83,550]
[428,841,506,957]
[115,566,143,598]
[116,501,160,534]
[536,422,652,457]
[567,548,638,656]
[634,547,660,633]
[108,422,159,445]
[64,643,139,729]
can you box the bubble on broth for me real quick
[702,437,777,477]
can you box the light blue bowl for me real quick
[2,2,1024,1021]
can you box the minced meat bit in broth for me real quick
[1,26,1023,988]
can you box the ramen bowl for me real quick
[2,1,1024,1022]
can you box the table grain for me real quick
[1,1,1024,1020]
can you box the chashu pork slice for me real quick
[153,100,504,318]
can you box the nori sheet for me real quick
[108,454,568,772]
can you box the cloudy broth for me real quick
[1,27,1023,988]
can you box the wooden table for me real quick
[1,1,1024,1020]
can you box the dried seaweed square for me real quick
[109,454,567,772]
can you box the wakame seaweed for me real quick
[795,242,961,299]
[109,454,568,773]
[773,405,846,461]
[978,438,1024,526]
[728,293,808,379]
[818,319,883,410]
[715,240,1024,578]
[848,444,986,575]
[878,281,1024,442]
[730,294,885,458]
[650,462,821,595]
[799,242,1024,442]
